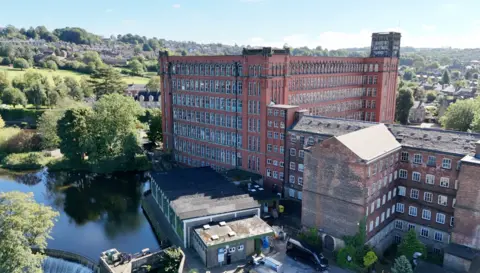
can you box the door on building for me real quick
[324,235,335,252]
[227,252,232,264]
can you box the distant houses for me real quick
[125,84,161,109]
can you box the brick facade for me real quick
[158,32,401,189]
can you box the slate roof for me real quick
[126,84,147,91]
[135,91,161,102]
[387,124,480,155]
[150,167,260,220]
[444,243,480,261]
[335,124,401,161]
[289,115,480,156]
[290,115,376,136]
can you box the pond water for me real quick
[0,169,160,260]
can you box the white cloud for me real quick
[105,9,113,13]
[172,4,181,8]
[421,24,436,31]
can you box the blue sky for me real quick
[2,0,479,49]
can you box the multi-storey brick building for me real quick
[159,32,401,190]
[294,114,480,272]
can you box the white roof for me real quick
[335,124,401,161]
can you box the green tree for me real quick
[13,58,29,70]
[426,91,437,103]
[451,70,461,80]
[439,56,451,66]
[454,80,467,89]
[129,59,144,76]
[441,70,450,85]
[0,191,59,273]
[57,107,93,163]
[147,109,163,144]
[1,56,11,65]
[46,60,58,70]
[397,229,426,261]
[465,70,473,80]
[403,69,415,81]
[46,89,60,107]
[146,76,160,92]
[88,67,127,98]
[142,43,152,51]
[134,45,142,55]
[80,76,94,98]
[440,99,478,131]
[0,71,10,94]
[391,255,413,273]
[363,251,378,268]
[38,110,64,149]
[2,87,27,107]
[87,93,144,163]
[160,247,183,273]
[25,81,47,108]
[395,88,414,124]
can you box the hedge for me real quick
[0,108,45,127]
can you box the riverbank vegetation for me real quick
[0,191,59,273]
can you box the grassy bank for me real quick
[0,66,150,84]
[47,154,151,173]
[1,152,54,171]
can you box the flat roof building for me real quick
[149,167,261,248]
[191,216,274,268]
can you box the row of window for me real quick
[247,82,262,96]
[267,108,286,117]
[396,203,453,226]
[170,63,242,77]
[267,121,285,129]
[174,138,238,166]
[173,123,243,148]
[368,205,395,232]
[247,155,260,171]
[401,152,453,169]
[247,136,261,152]
[174,153,229,172]
[289,62,378,75]
[173,108,243,129]
[267,131,286,140]
[247,119,261,133]
[368,153,399,177]
[289,148,305,158]
[290,162,304,172]
[395,221,448,242]
[398,169,455,189]
[365,112,377,122]
[306,100,364,115]
[368,171,396,196]
[266,144,285,154]
[247,100,261,115]
[290,134,316,146]
[289,175,303,185]
[266,159,284,167]
[171,78,243,94]
[288,75,363,91]
[368,190,396,216]
[287,88,364,105]
[397,186,453,207]
[173,94,243,112]
[266,169,284,180]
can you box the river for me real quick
[0,169,160,261]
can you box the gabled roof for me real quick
[335,124,401,161]
[290,115,376,136]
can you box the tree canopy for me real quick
[391,255,413,273]
[397,229,426,261]
[440,99,478,132]
[0,191,59,273]
[395,88,414,125]
[88,67,127,98]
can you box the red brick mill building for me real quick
[159,32,401,190]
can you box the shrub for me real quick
[0,130,42,154]
[0,108,44,127]
[298,228,322,252]
[1,152,51,170]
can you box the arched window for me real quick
[200,64,204,75]
[220,65,225,76]
[369,64,373,72]
[374,64,379,72]
[257,65,262,76]
[226,65,231,76]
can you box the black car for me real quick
[286,238,329,271]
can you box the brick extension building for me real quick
[159,32,401,190]
[293,114,480,272]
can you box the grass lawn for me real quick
[0,65,150,84]
[0,127,21,148]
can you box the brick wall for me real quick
[302,137,366,238]
[451,162,480,249]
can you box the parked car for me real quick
[286,238,328,271]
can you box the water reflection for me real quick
[43,172,147,239]
[0,170,159,259]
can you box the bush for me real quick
[0,108,45,127]
[298,228,322,252]
[0,130,42,154]
[1,152,52,170]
